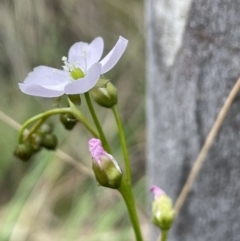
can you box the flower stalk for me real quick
[118,178,143,241]
[84,92,111,153]
[112,105,131,184]
[160,230,168,241]
[19,107,99,143]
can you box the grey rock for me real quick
[145,0,240,240]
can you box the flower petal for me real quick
[68,42,88,70]
[19,83,65,97]
[64,63,101,94]
[100,36,128,74]
[23,66,69,86]
[68,38,104,71]
[87,37,104,68]
[150,185,165,200]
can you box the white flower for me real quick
[19,36,128,97]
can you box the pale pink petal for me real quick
[64,63,101,94]
[100,36,128,74]
[19,83,65,97]
[87,37,104,68]
[88,138,106,164]
[68,42,88,70]
[150,185,165,200]
[23,66,69,86]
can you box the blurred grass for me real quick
[0,0,147,240]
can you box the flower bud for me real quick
[90,79,117,108]
[150,186,175,231]
[68,94,81,106]
[39,123,53,134]
[60,113,77,130]
[14,143,33,162]
[42,134,58,150]
[89,138,122,189]
[29,132,43,152]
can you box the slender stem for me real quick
[19,107,99,143]
[19,108,72,143]
[118,179,143,241]
[174,77,240,216]
[69,101,99,138]
[0,110,94,177]
[160,230,168,241]
[112,105,131,184]
[23,118,45,142]
[84,92,111,153]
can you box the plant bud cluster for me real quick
[14,123,58,162]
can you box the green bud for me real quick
[60,113,77,130]
[42,134,58,150]
[70,68,84,80]
[14,143,33,162]
[152,195,175,230]
[68,94,81,105]
[29,132,43,152]
[92,155,122,189]
[90,81,117,108]
[39,123,53,134]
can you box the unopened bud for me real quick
[90,79,117,108]
[150,186,175,231]
[68,94,81,106]
[29,132,43,152]
[14,143,33,162]
[89,138,122,189]
[39,123,53,134]
[42,134,58,150]
[60,113,77,130]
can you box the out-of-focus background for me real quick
[0,1,148,240]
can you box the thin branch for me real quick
[174,77,240,216]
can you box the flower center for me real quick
[70,68,84,80]
[62,56,85,80]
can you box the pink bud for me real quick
[88,138,107,165]
[88,138,122,189]
[150,185,165,200]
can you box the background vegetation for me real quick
[0,0,148,240]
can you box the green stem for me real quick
[19,107,99,143]
[69,102,99,138]
[112,105,131,184]
[19,108,71,143]
[161,230,168,241]
[118,179,143,241]
[84,92,111,153]
[23,118,46,142]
